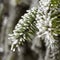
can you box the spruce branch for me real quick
[35,0,60,60]
[8,1,60,59]
[8,7,38,51]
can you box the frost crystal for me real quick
[8,7,38,51]
[8,1,60,59]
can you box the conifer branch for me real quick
[8,1,60,59]
[8,7,38,51]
